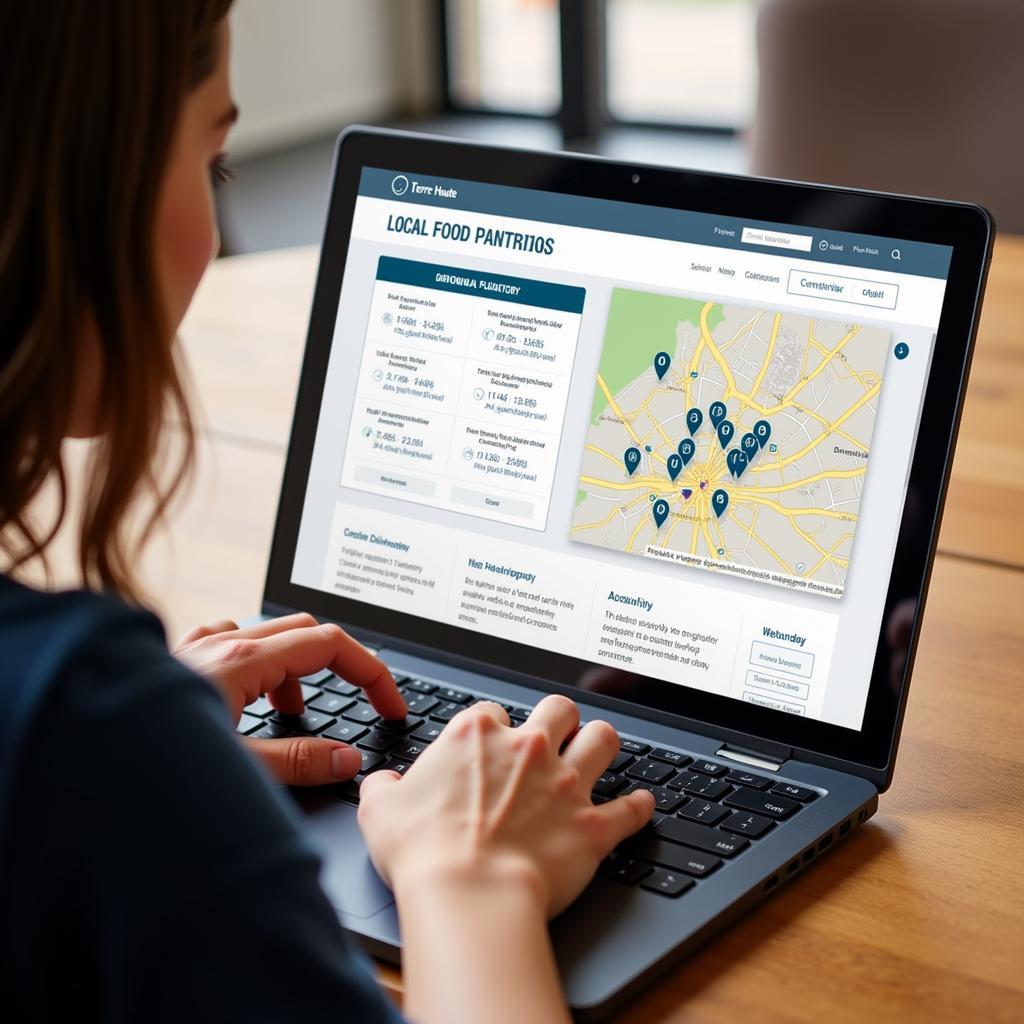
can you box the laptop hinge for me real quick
[714,742,788,773]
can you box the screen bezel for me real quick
[262,127,992,787]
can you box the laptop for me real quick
[245,127,992,1019]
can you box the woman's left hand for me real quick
[174,613,406,786]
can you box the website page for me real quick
[291,167,952,731]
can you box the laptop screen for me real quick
[289,166,953,733]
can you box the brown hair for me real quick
[0,0,233,599]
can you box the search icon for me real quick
[891,248,902,261]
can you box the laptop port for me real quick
[764,875,778,892]
[840,820,851,836]
[818,833,833,852]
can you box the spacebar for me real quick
[655,816,749,857]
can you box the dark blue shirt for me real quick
[0,575,405,1022]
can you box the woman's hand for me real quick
[174,613,405,787]
[358,694,654,915]
[357,695,654,1024]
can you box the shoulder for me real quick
[0,576,214,771]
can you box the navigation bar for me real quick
[359,167,952,280]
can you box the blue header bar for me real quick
[359,167,952,280]
[376,256,586,313]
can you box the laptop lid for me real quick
[262,127,992,790]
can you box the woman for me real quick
[0,4,655,1022]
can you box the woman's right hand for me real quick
[357,694,655,918]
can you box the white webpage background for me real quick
[291,195,946,731]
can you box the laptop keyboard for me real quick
[238,670,818,899]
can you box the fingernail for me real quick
[331,746,362,779]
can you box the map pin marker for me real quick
[624,446,641,476]
[727,449,743,477]
[667,453,682,481]
[678,438,695,465]
[654,351,671,380]
[753,420,771,448]
[712,489,730,518]
[741,432,759,458]
[716,419,734,450]
[653,499,669,528]
[686,408,703,435]
[734,450,749,477]
[710,401,727,428]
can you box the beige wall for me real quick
[227,0,439,158]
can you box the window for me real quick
[445,0,561,115]
[606,0,757,128]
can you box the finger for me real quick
[592,790,656,855]
[244,736,362,785]
[233,624,406,719]
[176,619,240,647]
[561,719,620,787]
[463,700,510,727]
[267,677,305,716]
[232,612,318,640]
[358,766,403,803]
[523,693,579,748]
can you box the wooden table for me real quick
[51,238,1024,1019]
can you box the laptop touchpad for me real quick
[296,795,395,919]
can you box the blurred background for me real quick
[217,0,1023,254]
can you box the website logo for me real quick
[391,174,410,196]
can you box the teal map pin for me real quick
[712,489,729,518]
[652,499,670,528]
[624,447,641,476]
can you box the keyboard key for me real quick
[252,722,299,740]
[649,748,691,768]
[236,713,265,736]
[655,816,749,857]
[620,738,651,756]
[323,722,368,744]
[623,835,722,877]
[592,772,627,797]
[640,867,695,897]
[392,739,429,762]
[720,811,775,838]
[299,682,322,703]
[439,687,471,704]
[300,669,333,686]
[377,715,424,735]
[669,772,731,800]
[322,677,359,698]
[625,759,674,785]
[308,693,355,716]
[381,758,412,776]
[599,855,651,885]
[410,721,445,744]
[508,707,529,723]
[323,778,362,804]
[648,786,687,814]
[246,695,275,718]
[726,770,772,790]
[342,703,380,725]
[677,800,729,825]
[359,750,386,773]
[268,710,335,734]
[430,701,467,723]
[771,782,817,802]
[690,759,727,777]
[356,727,402,753]
[608,751,635,773]
[724,788,800,819]
[403,693,440,716]
[404,678,438,694]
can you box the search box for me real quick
[741,226,813,252]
